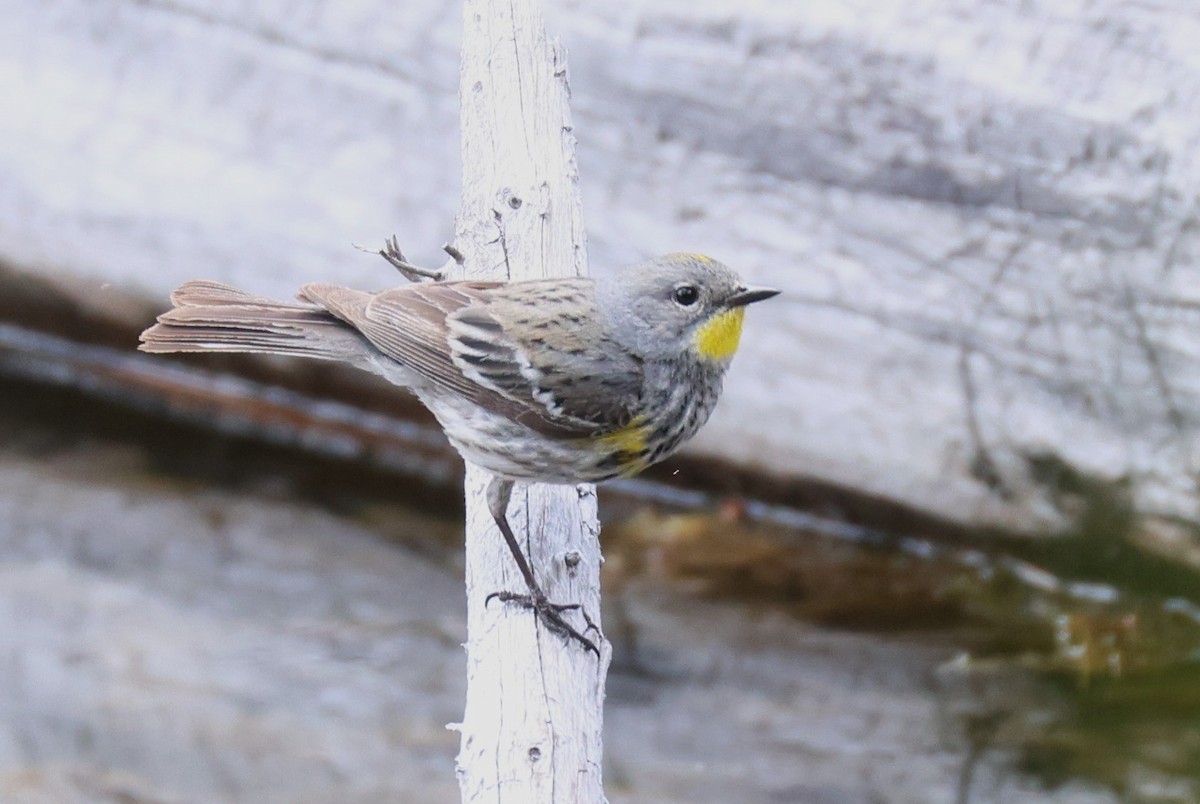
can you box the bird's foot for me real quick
[486,590,601,657]
[353,235,445,282]
[379,235,445,282]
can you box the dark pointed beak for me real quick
[727,286,781,307]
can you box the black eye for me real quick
[673,284,700,306]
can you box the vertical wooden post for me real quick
[449,0,611,802]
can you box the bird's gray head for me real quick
[597,253,779,363]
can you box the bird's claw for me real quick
[486,590,601,657]
[372,235,445,283]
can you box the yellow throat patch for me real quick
[693,307,746,362]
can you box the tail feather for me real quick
[139,281,372,365]
[168,279,316,308]
[298,283,374,326]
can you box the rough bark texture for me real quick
[450,1,609,802]
[3,1,1199,552]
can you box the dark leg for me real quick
[483,478,600,657]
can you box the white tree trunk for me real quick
[449,1,610,802]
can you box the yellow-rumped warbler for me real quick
[139,248,779,653]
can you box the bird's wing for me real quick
[446,281,646,432]
[302,281,490,402]
[301,280,644,439]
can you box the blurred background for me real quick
[2,1,1199,801]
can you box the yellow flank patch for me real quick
[596,418,650,455]
[693,307,746,361]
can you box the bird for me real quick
[139,245,780,655]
